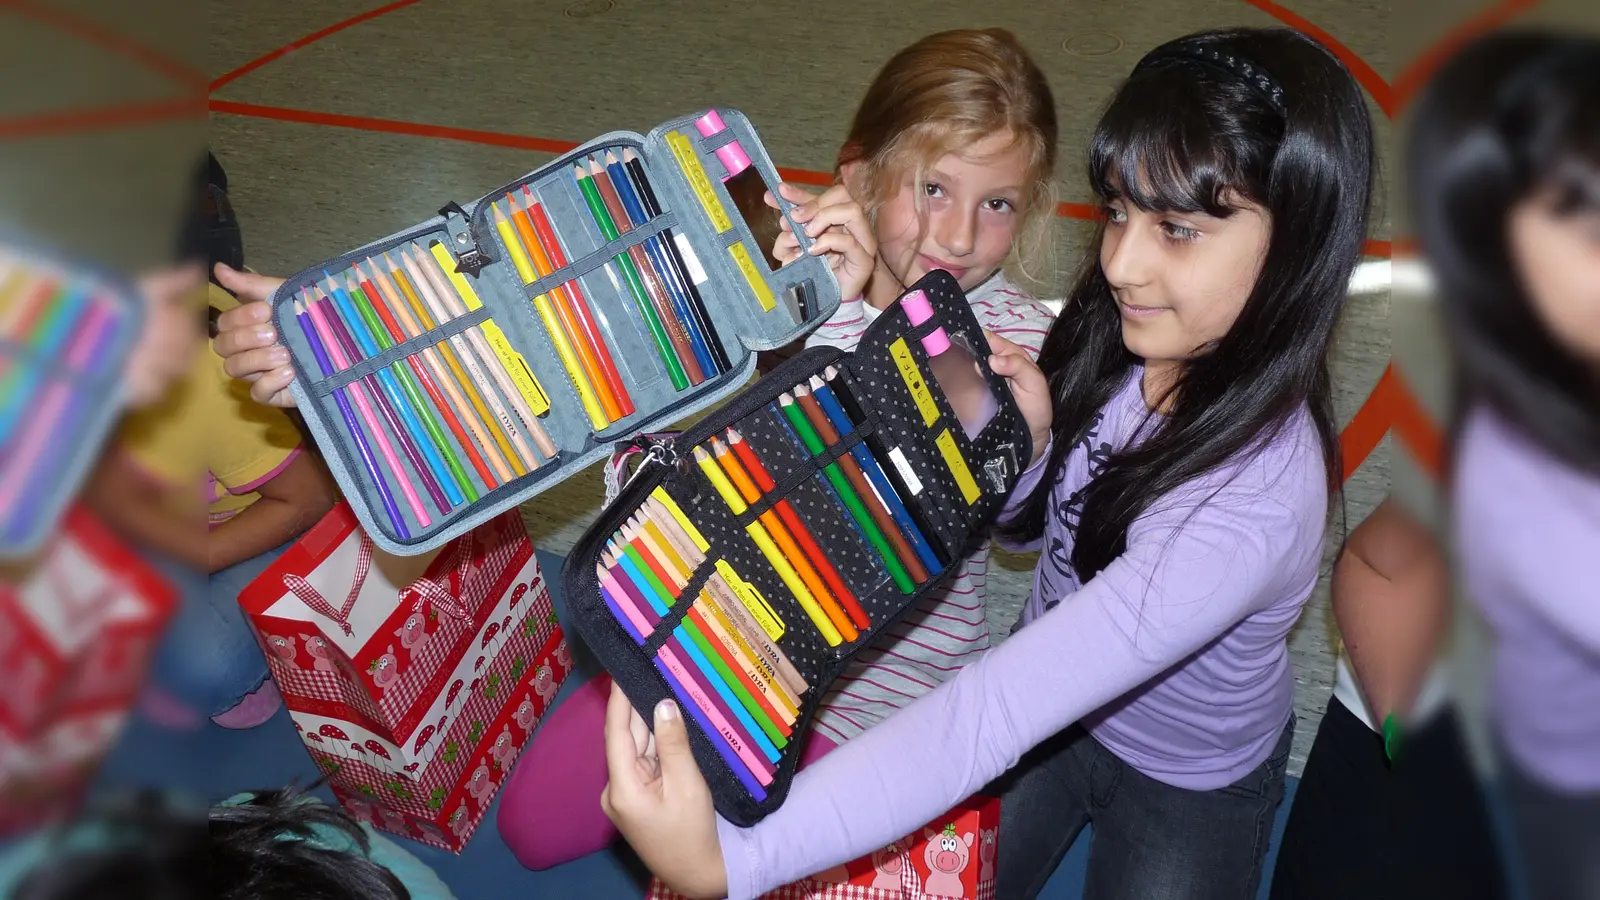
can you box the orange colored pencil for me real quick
[523,187,634,415]
[726,427,870,630]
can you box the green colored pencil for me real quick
[572,166,688,390]
[778,394,915,593]
[346,279,478,503]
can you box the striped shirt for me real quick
[805,271,1056,743]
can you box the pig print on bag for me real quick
[872,836,914,891]
[923,823,974,898]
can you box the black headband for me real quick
[1135,44,1288,117]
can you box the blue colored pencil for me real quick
[316,293,452,515]
[812,370,942,574]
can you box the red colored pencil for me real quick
[726,427,870,630]
[523,187,634,416]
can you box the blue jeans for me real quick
[993,717,1294,900]
[146,541,293,718]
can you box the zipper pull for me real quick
[439,201,494,278]
[602,433,679,507]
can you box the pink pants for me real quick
[497,674,838,870]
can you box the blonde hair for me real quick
[838,28,1059,284]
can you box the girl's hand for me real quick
[985,331,1053,466]
[766,182,876,303]
[212,263,296,407]
[601,681,727,900]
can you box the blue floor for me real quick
[88,550,1297,899]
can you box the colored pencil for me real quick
[603,547,780,768]
[413,243,559,461]
[620,148,733,374]
[306,291,433,528]
[344,272,479,503]
[294,297,410,537]
[492,203,609,431]
[522,188,634,416]
[365,260,514,485]
[323,273,461,511]
[620,522,792,742]
[710,436,858,641]
[812,372,941,576]
[778,393,915,593]
[571,163,691,390]
[589,158,713,382]
[391,249,543,474]
[724,428,869,631]
[508,194,622,423]
[795,383,927,584]
[692,444,844,647]
[597,575,770,797]
[603,151,721,378]
[631,513,802,715]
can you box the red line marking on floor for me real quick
[2,0,206,90]
[209,0,432,93]
[1236,0,1394,115]
[0,97,205,140]
[209,100,581,154]
[1339,364,1396,482]
[1390,366,1445,480]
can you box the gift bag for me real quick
[647,795,998,900]
[240,501,568,851]
[0,506,178,836]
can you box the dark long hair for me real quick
[1004,27,1373,580]
[1407,31,1600,474]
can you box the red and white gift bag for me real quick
[648,795,998,900]
[240,502,570,851]
[0,506,178,836]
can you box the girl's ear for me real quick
[840,158,866,195]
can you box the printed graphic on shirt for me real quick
[1043,413,1112,611]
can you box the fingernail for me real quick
[269,347,290,365]
[655,699,679,722]
[254,326,276,343]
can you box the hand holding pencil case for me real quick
[268,108,840,557]
[563,269,1035,825]
[0,241,143,559]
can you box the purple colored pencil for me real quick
[604,556,771,770]
[601,583,768,799]
[296,299,409,538]
[315,294,452,514]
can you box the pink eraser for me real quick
[694,109,754,180]
[900,289,934,326]
[920,327,951,357]
[694,109,728,137]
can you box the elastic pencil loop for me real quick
[696,128,740,156]
[520,214,676,301]
[639,555,720,656]
[724,427,870,534]
[306,305,494,398]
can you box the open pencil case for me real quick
[563,269,1035,825]
[270,108,840,556]
[0,239,143,559]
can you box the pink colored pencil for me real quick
[305,290,432,528]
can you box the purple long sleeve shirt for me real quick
[1454,406,1600,792]
[717,370,1328,899]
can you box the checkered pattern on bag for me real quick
[306,614,560,818]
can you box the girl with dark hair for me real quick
[1406,30,1600,900]
[602,26,1374,900]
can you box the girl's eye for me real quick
[924,182,946,199]
[1103,206,1128,224]
[983,198,1014,213]
[1161,221,1201,242]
